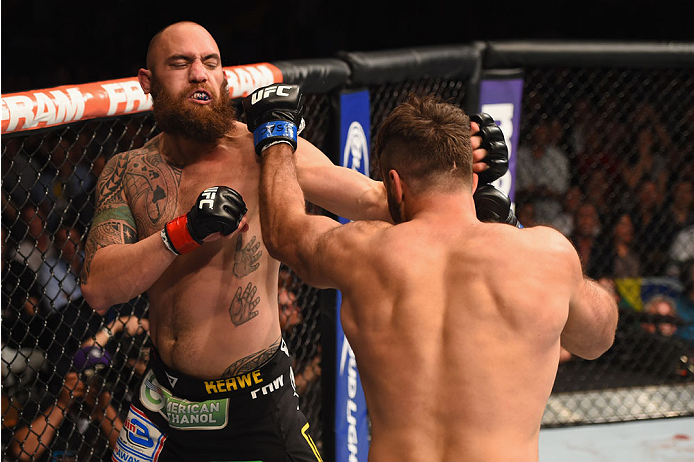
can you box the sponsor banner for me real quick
[1,63,283,134]
[477,77,524,202]
[335,89,371,462]
[140,371,229,431]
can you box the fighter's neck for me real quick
[405,191,476,223]
[158,132,233,167]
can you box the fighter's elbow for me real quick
[582,334,615,360]
[80,282,112,315]
[562,325,616,361]
[588,303,619,359]
[260,224,291,264]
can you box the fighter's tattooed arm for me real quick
[82,219,137,283]
[81,141,181,283]
[81,152,139,284]
[233,234,262,277]
[229,282,261,326]
[222,336,281,377]
[125,152,182,228]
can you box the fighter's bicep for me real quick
[91,153,140,243]
[81,207,138,283]
[88,208,138,246]
[87,154,140,255]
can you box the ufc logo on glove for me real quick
[243,84,305,156]
[199,187,218,210]
[249,85,293,105]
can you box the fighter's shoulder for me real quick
[520,224,574,250]
[330,219,392,239]
[102,136,181,177]
[101,136,169,175]
[520,225,580,268]
[319,219,392,252]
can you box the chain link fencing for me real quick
[2,46,693,461]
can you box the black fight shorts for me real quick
[113,339,322,462]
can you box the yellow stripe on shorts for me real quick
[301,422,323,462]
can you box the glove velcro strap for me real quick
[253,121,297,151]
[163,216,201,255]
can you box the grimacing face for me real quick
[148,22,226,99]
[150,75,235,142]
[146,22,235,141]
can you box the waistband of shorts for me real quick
[148,342,293,402]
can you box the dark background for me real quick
[2,0,693,93]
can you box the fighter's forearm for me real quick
[260,145,343,288]
[294,139,391,222]
[80,233,175,314]
[298,164,391,222]
[260,145,309,266]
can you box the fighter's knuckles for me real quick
[468,113,509,185]
[470,133,482,150]
[478,125,504,145]
[470,112,495,127]
[488,140,509,160]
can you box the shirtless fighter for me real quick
[79,22,508,461]
[256,89,619,461]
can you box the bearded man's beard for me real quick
[150,77,236,142]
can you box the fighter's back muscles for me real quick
[81,138,179,313]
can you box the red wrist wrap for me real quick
[165,215,201,254]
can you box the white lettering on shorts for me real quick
[250,373,286,399]
[114,405,167,462]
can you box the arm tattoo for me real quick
[229,282,260,326]
[126,154,181,226]
[81,221,137,283]
[98,155,128,206]
[233,235,262,277]
[81,151,141,283]
[222,337,281,377]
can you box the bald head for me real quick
[146,21,220,72]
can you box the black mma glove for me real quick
[161,186,248,255]
[474,184,522,228]
[242,84,305,156]
[470,113,509,185]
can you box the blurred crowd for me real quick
[515,101,694,281]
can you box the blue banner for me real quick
[335,89,371,462]
[478,77,524,203]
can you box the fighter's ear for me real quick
[472,171,479,193]
[138,68,152,95]
[389,169,404,203]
